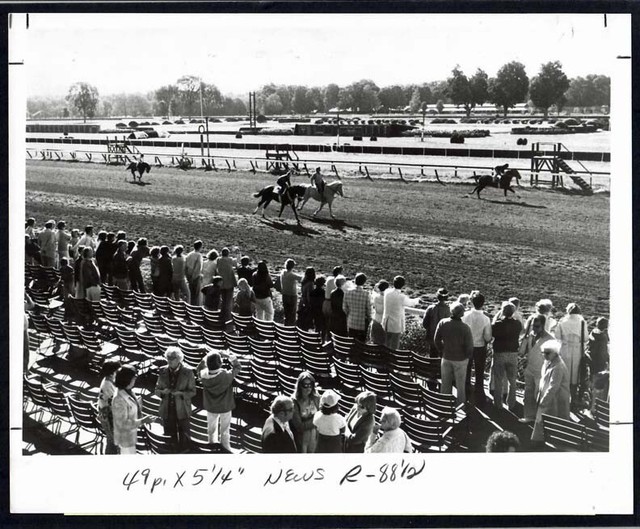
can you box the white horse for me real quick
[298,181,344,218]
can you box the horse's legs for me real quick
[313,202,324,217]
[298,197,308,211]
[328,202,335,219]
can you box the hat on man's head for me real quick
[501,302,516,318]
[436,287,449,300]
[320,389,340,408]
[540,340,561,354]
[450,302,465,318]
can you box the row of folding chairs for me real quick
[541,413,609,452]
[25,263,61,289]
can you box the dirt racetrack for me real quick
[25,160,610,326]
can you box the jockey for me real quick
[310,166,326,203]
[494,163,509,185]
[276,170,293,199]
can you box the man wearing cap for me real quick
[262,395,297,453]
[518,314,554,423]
[531,340,571,443]
[155,347,196,453]
[491,302,523,410]
[37,220,57,268]
[343,272,371,342]
[423,288,451,358]
[381,276,420,351]
[462,292,492,404]
[433,302,474,405]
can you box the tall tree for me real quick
[529,61,570,118]
[66,82,99,122]
[345,79,380,112]
[488,61,529,116]
[446,66,471,115]
[154,84,180,116]
[408,87,421,112]
[323,83,340,110]
[176,75,203,116]
[469,69,489,109]
[292,86,312,114]
[565,74,610,110]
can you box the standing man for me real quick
[262,395,297,453]
[127,238,150,293]
[55,221,71,268]
[491,302,523,410]
[310,166,326,204]
[381,275,419,351]
[280,259,302,326]
[37,220,57,268]
[518,314,554,424]
[215,247,238,327]
[422,287,451,358]
[111,240,130,291]
[531,340,571,444]
[434,302,474,405]
[81,247,102,301]
[462,292,492,404]
[155,347,196,453]
[343,272,370,342]
[74,225,97,253]
[185,240,204,305]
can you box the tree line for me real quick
[29,61,610,121]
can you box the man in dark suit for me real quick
[262,396,297,453]
[155,346,196,452]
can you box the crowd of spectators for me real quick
[25,216,610,454]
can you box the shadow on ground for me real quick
[299,214,363,232]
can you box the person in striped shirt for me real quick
[343,273,371,342]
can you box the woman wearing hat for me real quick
[554,303,588,409]
[313,389,346,453]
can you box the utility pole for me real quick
[336,108,340,148]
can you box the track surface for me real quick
[25,160,609,324]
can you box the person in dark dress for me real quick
[329,276,347,336]
[157,245,173,297]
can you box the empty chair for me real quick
[117,288,137,309]
[61,321,84,349]
[541,414,586,452]
[133,291,154,312]
[136,332,160,357]
[390,371,422,409]
[80,327,119,357]
[231,313,255,336]
[43,383,78,438]
[402,410,451,452]
[65,296,93,326]
[144,423,174,454]
[88,299,105,321]
[114,324,140,354]
[360,366,392,400]
[224,332,251,357]
[353,340,390,370]
[180,320,204,344]
[275,340,304,370]
[140,391,162,419]
[251,357,279,399]
[594,398,610,430]
[189,410,211,443]
[155,333,178,354]
[202,327,225,350]
[27,312,53,354]
[141,311,164,335]
[333,356,362,389]
[185,303,205,326]
[151,294,172,316]
[177,339,208,370]
[202,307,223,330]
[412,352,441,389]
[277,365,302,395]
[584,424,609,452]
[300,344,333,381]
[331,332,354,360]
[240,425,263,454]
[28,288,64,313]
[100,300,121,327]
[420,384,458,423]
[161,315,183,341]
[275,322,299,346]
[335,387,358,418]
[117,305,139,328]
[253,317,276,341]
[45,315,67,351]
[66,393,105,454]
[24,375,55,426]
[249,336,276,363]
[168,298,187,320]
[390,348,413,373]
[297,326,323,351]
[101,284,118,304]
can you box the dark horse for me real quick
[253,184,306,224]
[125,161,151,183]
[469,165,522,199]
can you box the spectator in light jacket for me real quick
[381,275,419,350]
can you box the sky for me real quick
[16,12,627,98]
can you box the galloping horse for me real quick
[125,161,151,183]
[469,167,522,199]
[298,181,344,218]
[253,183,307,223]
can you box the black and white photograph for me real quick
[8,9,634,516]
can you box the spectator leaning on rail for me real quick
[198,350,242,452]
[155,346,196,453]
[434,301,474,405]
[531,339,571,445]
[423,287,451,358]
[280,258,303,326]
[343,272,371,343]
[491,302,523,411]
[554,302,588,410]
[184,240,204,306]
[381,275,420,351]
[462,291,492,405]
[518,314,554,424]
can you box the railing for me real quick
[558,142,594,187]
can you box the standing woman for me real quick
[97,360,122,454]
[73,245,86,298]
[252,261,274,321]
[234,278,256,316]
[111,365,153,454]
[201,249,219,288]
[309,276,327,339]
[313,389,346,453]
[370,280,389,345]
[290,372,320,453]
[554,302,588,409]
[157,245,173,297]
[329,276,348,336]
[171,245,190,301]
[148,246,161,295]
[81,247,102,301]
[297,267,316,330]
[344,390,377,453]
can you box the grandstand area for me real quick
[22,159,610,454]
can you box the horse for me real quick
[468,168,522,199]
[125,161,151,183]
[298,181,344,218]
[252,183,307,224]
